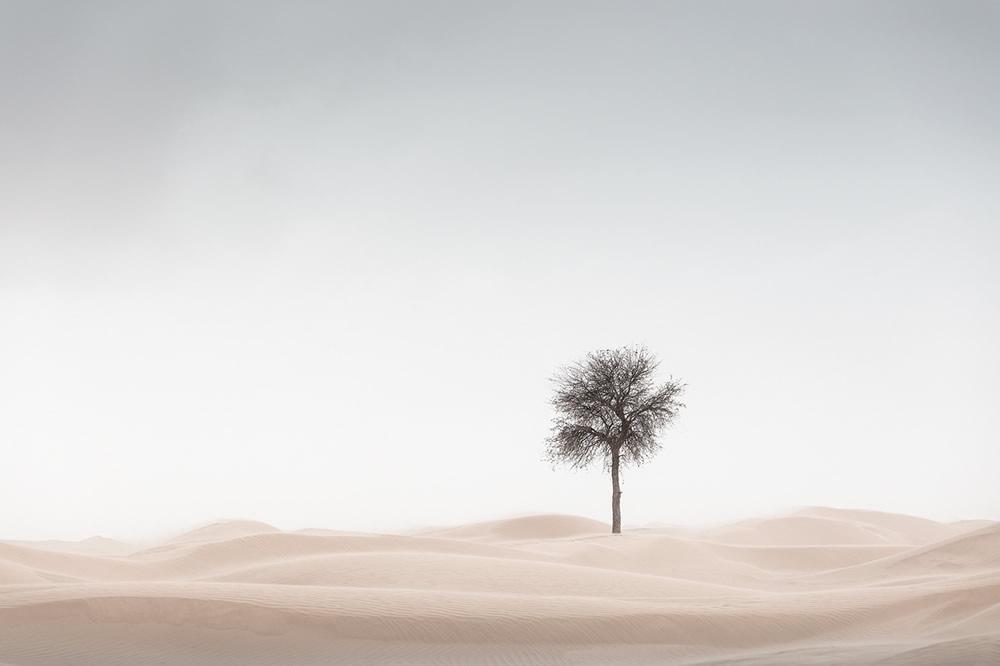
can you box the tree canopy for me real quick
[545,345,685,533]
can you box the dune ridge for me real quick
[1,508,997,665]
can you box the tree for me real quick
[545,346,685,534]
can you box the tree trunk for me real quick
[610,447,622,534]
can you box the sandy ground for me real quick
[1,507,998,665]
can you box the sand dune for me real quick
[416,514,611,542]
[798,507,963,544]
[811,522,1000,585]
[1,508,997,665]
[1,536,132,557]
[169,519,282,544]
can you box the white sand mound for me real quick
[873,635,1000,665]
[796,507,968,545]
[1,508,998,665]
[815,522,1000,583]
[292,528,370,537]
[0,559,48,585]
[1,536,132,557]
[418,514,610,541]
[707,514,901,546]
[168,519,281,544]
[204,550,743,598]
[885,522,1000,572]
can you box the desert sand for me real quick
[1,507,998,665]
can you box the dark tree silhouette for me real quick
[545,346,685,534]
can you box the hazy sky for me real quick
[2,1,998,541]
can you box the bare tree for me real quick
[545,346,685,534]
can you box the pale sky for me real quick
[1,1,998,542]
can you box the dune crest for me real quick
[1,508,998,665]
[418,514,610,542]
[168,520,282,544]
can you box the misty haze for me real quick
[1,1,998,664]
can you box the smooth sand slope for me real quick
[1,508,998,665]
